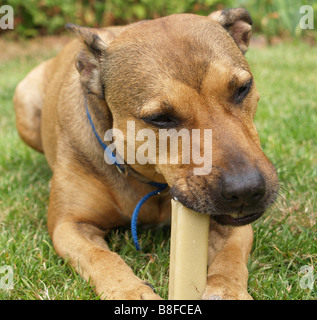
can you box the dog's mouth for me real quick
[172,195,264,227]
[212,211,264,226]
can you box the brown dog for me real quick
[13,8,279,299]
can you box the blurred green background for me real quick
[1,0,317,43]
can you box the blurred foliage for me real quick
[0,0,316,41]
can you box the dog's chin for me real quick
[212,211,264,226]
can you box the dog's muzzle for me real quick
[170,166,274,227]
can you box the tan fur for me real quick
[13,9,278,299]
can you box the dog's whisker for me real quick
[273,155,289,167]
[277,191,288,204]
[278,186,289,195]
[273,156,293,171]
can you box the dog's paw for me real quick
[140,281,163,300]
[98,280,163,300]
[202,274,253,300]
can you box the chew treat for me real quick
[168,199,210,300]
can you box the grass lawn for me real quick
[0,38,316,300]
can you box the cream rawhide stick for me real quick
[168,199,210,300]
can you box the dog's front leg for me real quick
[47,174,162,300]
[203,220,253,300]
[51,220,161,299]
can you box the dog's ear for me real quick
[208,8,252,54]
[65,23,115,99]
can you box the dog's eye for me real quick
[142,114,178,128]
[234,79,253,104]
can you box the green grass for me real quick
[246,42,317,300]
[0,40,316,300]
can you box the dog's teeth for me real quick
[173,197,178,202]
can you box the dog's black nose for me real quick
[221,168,266,208]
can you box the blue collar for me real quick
[85,97,168,250]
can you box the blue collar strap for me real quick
[85,96,126,175]
[85,97,168,250]
[131,182,167,250]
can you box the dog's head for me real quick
[67,8,279,226]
